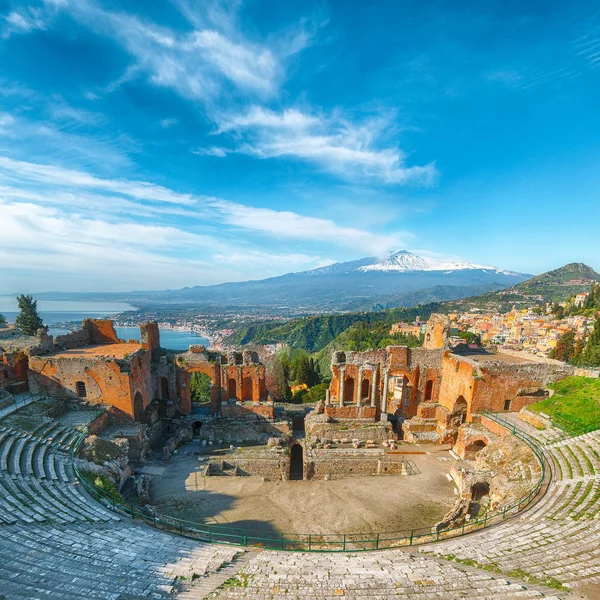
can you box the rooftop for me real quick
[50,342,142,359]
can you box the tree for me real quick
[266,354,291,402]
[15,294,44,336]
[189,372,211,403]
[578,318,600,367]
[549,330,576,363]
[457,331,482,346]
[573,338,585,362]
[0,314,6,327]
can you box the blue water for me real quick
[115,326,210,351]
[0,297,208,351]
[0,298,135,331]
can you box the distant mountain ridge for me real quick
[484,262,600,304]
[36,250,530,313]
[225,262,600,353]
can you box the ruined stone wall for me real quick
[127,350,154,421]
[470,361,572,415]
[214,457,290,480]
[306,450,412,480]
[28,349,153,420]
[199,417,291,444]
[437,353,476,415]
[305,412,394,442]
[140,321,160,359]
[87,319,121,344]
[53,328,92,350]
[177,346,268,414]
[329,346,444,422]
[423,314,450,349]
[52,319,121,350]
[221,402,275,419]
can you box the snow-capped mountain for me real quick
[48,250,530,313]
[357,250,521,276]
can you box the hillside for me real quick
[437,263,600,312]
[510,263,600,300]
[227,304,439,352]
[492,263,600,303]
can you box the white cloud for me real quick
[0,110,133,171]
[192,146,228,157]
[216,107,437,185]
[51,0,289,104]
[160,118,178,128]
[212,199,406,255]
[0,156,406,271]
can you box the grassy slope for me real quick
[529,376,600,434]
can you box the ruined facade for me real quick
[6,319,270,424]
[177,346,270,417]
[327,314,573,444]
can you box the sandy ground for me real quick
[146,443,457,535]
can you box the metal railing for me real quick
[543,411,597,437]
[71,413,549,552]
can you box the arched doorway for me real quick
[451,396,468,425]
[75,381,87,398]
[242,376,253,401]
[344,377,355,405]
[228,378,237,400]
[133,391,145,422]
[471,481,490,501]
[192,421,203,437]
[361,378,370,403]
[160,377,169,401]
[190,372,212,404]
[464,440,487,460]
[289,444,303,480]
[424,380,434,401]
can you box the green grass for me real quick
[529,376,600,435]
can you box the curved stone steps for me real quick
[0,523,240,600]
[0,426,117,525]
[207,550,570,600]
[423,428,600,591]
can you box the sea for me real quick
[0,297,209,351]
[115,327,209,351]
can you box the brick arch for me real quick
[133,391,145,422]
[424,379,434,401]
[344,376,355,405]
[451,395,468,425]
[464,439,487,460]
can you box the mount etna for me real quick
[38,251,530,313]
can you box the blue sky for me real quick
[0,0,599,293]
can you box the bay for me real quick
[0,297,136,336]
[115,326,210,351]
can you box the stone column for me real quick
[356,368,363,406]
[339,367,345,407]
[381,369,390,420]
[325,389,330,405]
[370,367,378,408]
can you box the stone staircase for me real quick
[420,426,600,595]
[208,548,571,599]
[0,522,241,599]
[0,424,120,525]
[176,551,257,599]
[0,417,243,600]
[0,411,597,599]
